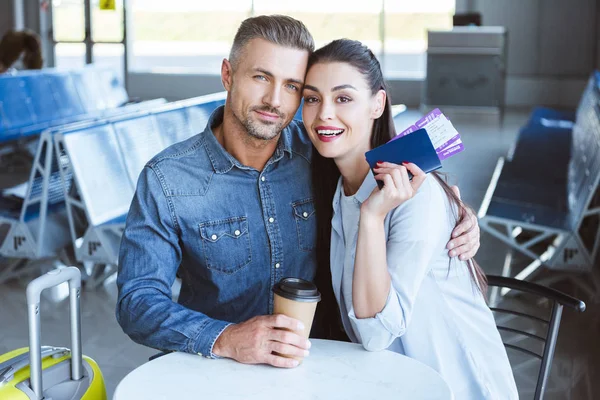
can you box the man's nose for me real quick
[264,85,282,109]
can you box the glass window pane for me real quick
[93,43,125,83]
[92,0,124,42]
[383,0,454,78]
[52,0,85,42]
[55,42,87,69]
[254,0,383,54]
[130,0,251,73]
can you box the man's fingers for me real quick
[448,224,478,253]
[449,242,479,260]
[269,314,305,332]
[451,211,475,239]
[448,241,473,258]
[447,230,472,252]
[264,353,300,368]
[270,327,311,350]
[269,341,309,359]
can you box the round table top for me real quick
[114,339,453,400]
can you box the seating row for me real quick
[478,72,600,285]
[0,67,132,143]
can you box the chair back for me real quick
[487,275,585,399]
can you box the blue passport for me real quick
[365,128,442,189]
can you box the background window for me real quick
[129,0,252,73]
[54,0,455,78]
[383,0,454,78]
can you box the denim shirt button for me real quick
[275,263,280,269]
[261,176,266,182]
[211,234,217,240]
[268,217,274,223]
[303,212,308,218]
[234,230,241,236]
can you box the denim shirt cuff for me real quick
[192,319,232,359]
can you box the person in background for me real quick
[0,29,43,74]
[303,39,518,399]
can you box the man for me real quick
[116,15,480,369]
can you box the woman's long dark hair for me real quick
[309,39,487,340]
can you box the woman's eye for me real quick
[337,96,352,103]
[304,96,319,104]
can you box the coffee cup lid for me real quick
[273,277,321,302]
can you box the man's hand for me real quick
[212,314,311,368]
[446,185,480,260]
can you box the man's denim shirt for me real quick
[116,106,316,357]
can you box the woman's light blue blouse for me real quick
[331,172,518,400]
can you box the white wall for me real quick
[473,0,596,107]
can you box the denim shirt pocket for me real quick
[292,198,316,252]
[199,216,252,274]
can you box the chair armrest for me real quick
[487,275,586,312]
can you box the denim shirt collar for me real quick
[202,106,295,174]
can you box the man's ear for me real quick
[370,89,386,119]
[221,59,233,91]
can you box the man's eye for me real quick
[286,84,299,91]
[255,75,267,81]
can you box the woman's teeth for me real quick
[316,129,344,136]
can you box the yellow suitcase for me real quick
[0,267,107,399]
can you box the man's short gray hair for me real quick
[229,15,315,69]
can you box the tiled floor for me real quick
[1,110,598,399]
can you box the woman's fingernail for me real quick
[448,241,454,248]
[449,250,456,257]
[459,255,466,261]
[304,350,310,357]
[306,340,312,349]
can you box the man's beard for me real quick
[240,105,286,141]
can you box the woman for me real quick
[0,29,43,74]
[303,39,518,399]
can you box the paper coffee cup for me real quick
[272,277,321,360]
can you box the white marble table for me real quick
[114,339,453,399]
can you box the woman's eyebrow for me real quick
[303,84,358,92]
[332,84,357,91]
